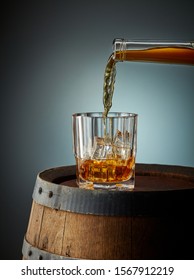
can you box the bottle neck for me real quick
[113,38,194,62]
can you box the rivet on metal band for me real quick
[22,237,78,260]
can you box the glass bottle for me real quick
[113,38,194,65]
[103,39,194,117]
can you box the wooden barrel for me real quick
[22,164,194,260]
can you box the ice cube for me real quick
[113,130,131,158]
[113,130,131,145]
[92,136,113,159]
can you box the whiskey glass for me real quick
[72,112,138,190]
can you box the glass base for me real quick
[77,177,135,191]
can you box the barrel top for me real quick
[33,164,194,216]
[39,163,194,192]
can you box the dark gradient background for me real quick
[1,0,194,259]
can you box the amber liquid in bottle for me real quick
[115,46,194,65]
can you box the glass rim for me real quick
[72,112,138,118]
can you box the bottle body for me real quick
[113,39,194,65]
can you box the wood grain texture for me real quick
[25,203,132,259]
